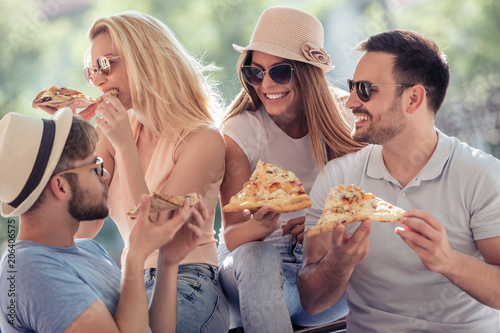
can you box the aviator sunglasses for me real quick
[55,157,104,177]
[241,64,294,87]
[347,79,413,102]
[84,56,120,85]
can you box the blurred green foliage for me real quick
[1,0,499,263]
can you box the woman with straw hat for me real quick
[218,6,364,332]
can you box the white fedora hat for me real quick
[0,108,73,217]
[233,6,334,73]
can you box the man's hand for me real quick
[128,194,193,263]
[330,219,372,266]
[395,209,453,273]
[159,195,207,266]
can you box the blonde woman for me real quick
[218,7,364,332]
[43,11,229,332]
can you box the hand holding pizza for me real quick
[128,194,194,263]
[94,95,134,151]
[395,210,453,273]
[330,220,372,267]
[243,205,281,232]
[159,194,207,267]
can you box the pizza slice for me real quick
[127,192,198,220]
[32,85,119,109]
[307,184,405,237]
[222,160,312,213]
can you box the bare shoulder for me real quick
[184,125,224,146]
[174,125,225,170]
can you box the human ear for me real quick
[48,175,72,201]
[406,85,426,114]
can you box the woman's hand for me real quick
[38,102,98,121]
[282,216,305,244]
[243,205,281,232]
[94,95,134,150]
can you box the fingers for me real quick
[136,194,152,223]
[77,104,98,121]
[252,205,280,221]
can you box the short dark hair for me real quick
[356,30,450,114]
[26,116,98,213]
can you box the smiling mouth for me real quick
[265,92,288,100]
[355,114,370,121]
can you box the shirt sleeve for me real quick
[222,112,260,171]
[470,158,500,240]
[14,249,100,332]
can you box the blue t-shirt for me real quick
[0,239,122,332]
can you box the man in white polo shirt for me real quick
[298,30,500,332]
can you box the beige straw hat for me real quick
[233,6,334,73]
[0,108,73,217]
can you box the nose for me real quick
[345,87,361,110]
[260,70,276,88]
[91,71,106,88]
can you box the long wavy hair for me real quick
[224,51,365,167]
[87,11,222,138]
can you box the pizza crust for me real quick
[307,185,405,237]
[127,192,198,219]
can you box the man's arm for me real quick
[396,210,500,309]
[298,220,372,315]
[65,195,193,333]
[149,195,207,332]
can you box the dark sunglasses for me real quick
[84,56,120,85]
[241,64,294,87]
[347,79,412,102]
[55,157,104,177]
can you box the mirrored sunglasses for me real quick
[241,64,294,87]
[55,157,104,177]
[84,56,119,85]
[347,79,412,102]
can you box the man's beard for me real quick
[67,178,109,221]
[352,97,407,145]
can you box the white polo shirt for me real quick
[305,129,500,332]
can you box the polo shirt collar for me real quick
[366,129,452,185]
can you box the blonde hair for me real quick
[224,51,365,167]
[87,11,221,138]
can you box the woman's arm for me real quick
[220,136,281,252]
[75,116,116,238]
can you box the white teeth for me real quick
[355,115,370,121]
[266,93,286,100]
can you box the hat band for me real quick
[9,119,56,208]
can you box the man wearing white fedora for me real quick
[0,108,207,332]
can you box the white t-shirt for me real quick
[222,106,320,239]
[306,130,500,332]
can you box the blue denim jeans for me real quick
[144,263,230,332]
[218,233,348,332]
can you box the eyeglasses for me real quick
[241,64,294,87]
[84,56,120,85]
[347,79,413,102]
[55,157,104,177]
